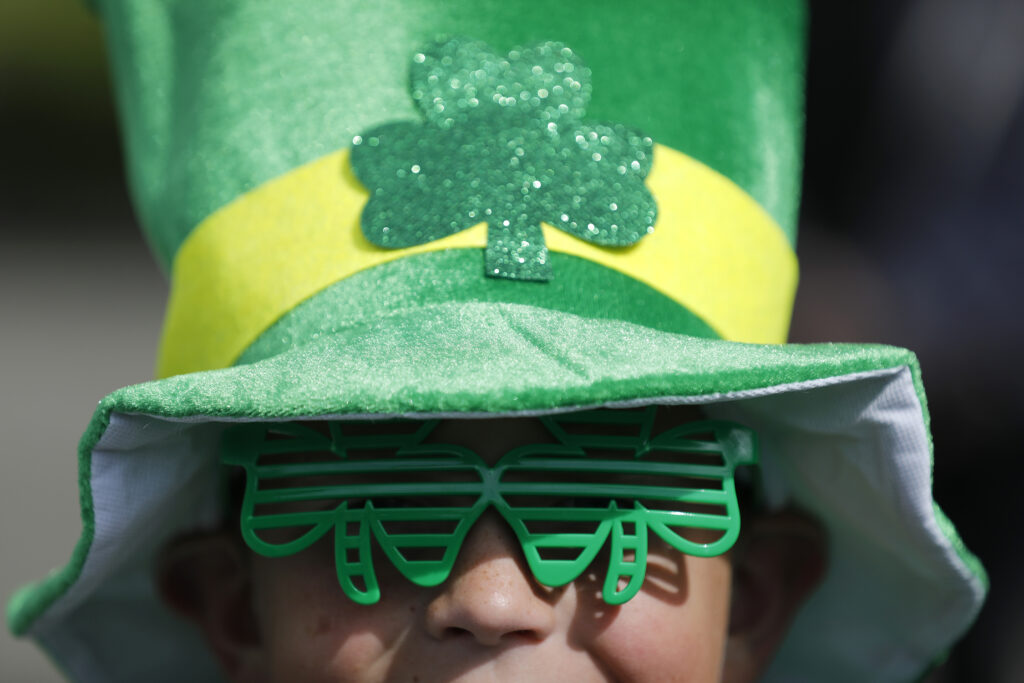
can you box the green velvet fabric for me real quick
[122,304,904,420]
[93,0,806,269]
[238,251,720,366]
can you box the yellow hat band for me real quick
[158,145,797,378]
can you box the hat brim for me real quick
[8,302,985,682]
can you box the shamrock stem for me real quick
[485,216,552,281]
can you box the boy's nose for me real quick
[424,512,558,646]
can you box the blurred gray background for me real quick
[2,0,1022,680]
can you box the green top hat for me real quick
[7,1,984,681]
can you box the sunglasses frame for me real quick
[222,408,758,604]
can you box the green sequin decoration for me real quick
[350,38,657,281]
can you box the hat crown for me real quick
[102,0,805,270]
[97,0,806,377]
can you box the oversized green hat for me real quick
[7,1,984,681]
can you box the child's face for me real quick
[244,416,733,682]
[249,513,732,682]
[166,412,825,682]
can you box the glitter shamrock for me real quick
[350,38,657,281]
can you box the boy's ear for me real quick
[722,509,828,683]
[156,532,268,682]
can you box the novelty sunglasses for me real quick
[221,407,759,605]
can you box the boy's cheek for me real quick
[248,544,733,683]
[578,554,733,682]
[250,552,412,682]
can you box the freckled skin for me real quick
[249,517,732,683]
[240,417,737,683]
